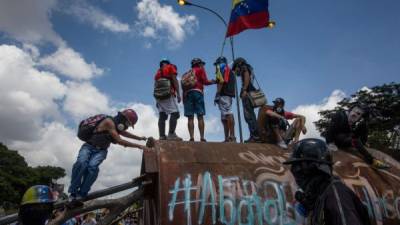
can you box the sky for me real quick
[0,0,399,192]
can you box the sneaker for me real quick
[372,159,391,170]
[167,133,182,141]
[244,136,262,143]
[159,135,167,140]
[277,141,288,149]
[229,136,237,143]
[200,138,207,142]
[67,194,84,208]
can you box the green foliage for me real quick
[315,82,400,157]
[0,143,66,211]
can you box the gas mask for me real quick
[113,112,130,132]
[348,107,365,125]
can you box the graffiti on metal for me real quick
[163,149,400,225]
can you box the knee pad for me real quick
[171,112,180,120]
[159,112,168,121]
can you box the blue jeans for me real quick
[68,143,108,197]
[242,95,259,138]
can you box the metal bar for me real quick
[0,175,147,225]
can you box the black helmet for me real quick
[191,58,205,67]
[159,58,170,68]
[283,138,332,174]
[273,97,285,106]
[214,56,227,65]
[232,57,247,70]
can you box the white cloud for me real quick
[292,90,346,139]
[63,81,110,120]
[0,1,104,81]
[135,0,198,47]
[68,2,131,33]
[0,44,66,142]
[40,47,104,80]
[0,0,63,45]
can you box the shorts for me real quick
[218,95,233,119]
[184,90,205,117]
[156,96,179,114]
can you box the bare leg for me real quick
[273,127,283,143]
[227,114,235,139]
[222,118,229,141]
[198,115,205,141]
[188,116,194,140]
[257,106,268,142]
[293,117,306,142]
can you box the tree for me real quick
[0,143,66,211]
[315,82,400,160]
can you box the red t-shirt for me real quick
[266,109,296,120]
[190,66,213,93]
[154,64,177,94]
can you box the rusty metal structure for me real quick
[1,141,400,225]
[142,141,400,225]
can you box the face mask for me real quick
[276,107,284,114]
[219,63,226,71]
[114,113,129,132]
[348,107,364,124]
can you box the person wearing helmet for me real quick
[18,185,55,225]
[232,57,260,143]
[68,109,149,200]
[257,97,307,149]
[182,58,216,142]
[324,104,390,169]
[283,139,371,225]
[154,58,182,141]
[214,56,237,142]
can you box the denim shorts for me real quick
[184,90,205,117]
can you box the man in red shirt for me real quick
[154,59,182,140]
[258,97,307,149]
[182,58,216,141]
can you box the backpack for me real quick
[153,77,172,100]
[77,114,108,142]
[181,69,197,90]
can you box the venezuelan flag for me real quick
[226,0,270,37]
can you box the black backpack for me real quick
[77,114,108,142]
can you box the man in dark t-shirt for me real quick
[232,57,260,143]
[324,104,389,169]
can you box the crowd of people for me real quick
[63,56,389,221]
[13,56,392,225]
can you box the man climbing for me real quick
[283,139,372,225]
[258,97,307,149]
[232,57,260,143]
[181,58,216,142]
[214,56,236,142]
[68,109,149,201]
[324,104,390,169]
[153,58,182,141]
[18,185,55,225]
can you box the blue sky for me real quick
[0,0,399,190]
[50,0,399,109]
